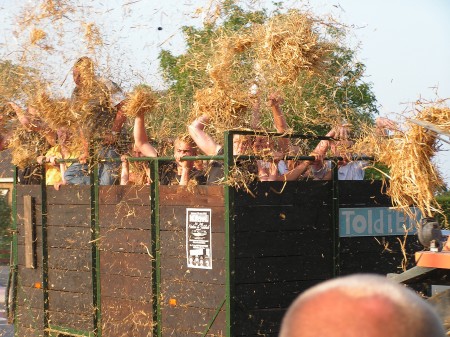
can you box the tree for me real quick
[157,3,378,144]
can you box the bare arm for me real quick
[133,112,158,157]
[268,93,290,153]
[188,115,221,156]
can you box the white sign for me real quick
[186,208,212,269]
[339,207,420,237]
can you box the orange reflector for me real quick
[169,298,177,307]
[34,282,42,289]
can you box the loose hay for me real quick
[355,105,450,221]
[122,85,158,118]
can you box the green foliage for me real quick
[436,193,450,228]
[0,197,11,248]
[157,4,378,142]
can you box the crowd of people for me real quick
[0,56,397,188]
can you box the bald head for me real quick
[279,274,445,337]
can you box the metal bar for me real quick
[331,162,340,277]
[40,165,50,336]
[90,164,101,336]
[11,167,18,334]
[202,298,226,337]
[223,130,235,337]
[150,158,162,337]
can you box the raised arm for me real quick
[188,115,222,156]
[268,93,290,153]
[133,111,158,157]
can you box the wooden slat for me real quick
[161,306,226,335]
[99,251,152,278]
[159,185,225,207]
[48,311,94,332]
[161,256,226,285]
[160,280,226,310]
[99,204,152,230]
[100,273,152,301]
[99,228,151,253]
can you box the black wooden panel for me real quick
[235,230,332,258]
[234,280,320,310]
[233,307,285,336]
[338,180,391,206]
[235,255,331,283]
[234,180,332,206]
[234,204,332,232]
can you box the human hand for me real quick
[267,92,284,107]
[37,156,46,164]
[376,117,397,132]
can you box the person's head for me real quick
[72,56,95,86]
[279,274,445,337]
[252,136,274,155]
[174,135,197,158]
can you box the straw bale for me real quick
[191,87,250,131]
[252,10,332,85]
[354,106,450,220]
[8,127,48,169]
[122,86,158,118]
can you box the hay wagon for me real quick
[7,132,422,337]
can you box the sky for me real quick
[0,0,449,182]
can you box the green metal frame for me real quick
[331,161,341,277]
[223,130,235,337]
[90,164,102,336]
[11,130,346,337]
[149,157,162,337]
[11,167,18,336]
[41,164,50,337]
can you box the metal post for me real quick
[90,163,101,336]
[331,160,340,277]
[223,131,235,337]
[40,165,50,336]
[150,159,162,337]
